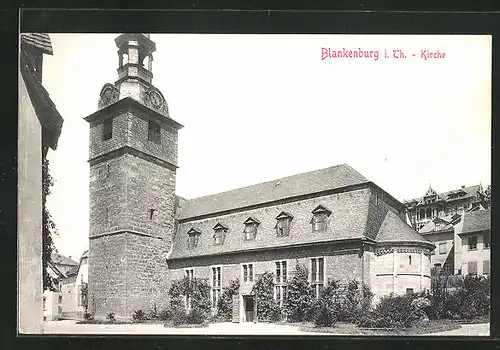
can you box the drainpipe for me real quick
[359,241,365,303]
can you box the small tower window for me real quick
[213,223,228,245]
[149,209,156,220]
[148,120,161,144]
[102,119,113,141]
[275,212,293,237]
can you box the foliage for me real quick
[357,294,419,329]
[106,312,116,323]
[159,308,172,321]
[147,304,159,320]
[132,309,148,323]
[283,262,314,322]
[83,312,93,321]
[312,279,340,327]
[427,274,490,320]
[42,158,59,291]
[252,271,282,322]
[336,280,374,323]
[168,277,211,324]
[216,278,240,321]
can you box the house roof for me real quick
[21,33,53,55]
[20,43,64,151]
[51,253,78,266]
[405,185,483,206]
[375,210,433,245]
[177,164,370,220]
[461,208,490,234]
[419,215,455,234]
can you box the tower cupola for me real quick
[97,33,170,118]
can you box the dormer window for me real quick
[275,212,293,237]
[311,205,332,232]
[187,228,201,249]
[243,217,260,240]
[213,223,228,245]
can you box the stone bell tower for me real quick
[84,34,183,319]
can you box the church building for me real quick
[85,34,435,321]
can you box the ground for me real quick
[42,320,490,336]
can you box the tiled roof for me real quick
[177,164,370,220]
[20,47,64,150]
[375,211,433,245]
[461,208,490,234]
[51,253,78,266]
[21,33,53,55]
[419,215,454,234]
[405,185,483,205]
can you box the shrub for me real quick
[314,302,336,327]
[357,294,418,329]
[283,262,314,322]
[336,280,374,323]
[159,308,171,321]
[132,309,147,323]
[186,308,205,324]
[168,277,211,325]
[311,280,341,327]
[83,312,93,321]
[147,304,159,320]
[252,271,283,322]
[106,312,116,323]
[171,307,188,326]
[216,278,240,321]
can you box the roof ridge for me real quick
[183,163,367,202]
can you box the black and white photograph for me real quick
[18,31,491,336]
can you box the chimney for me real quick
[461,185,465,189]
[69,256,72,261]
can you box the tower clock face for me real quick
[150,91,162,108]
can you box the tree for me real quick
[252,271,282,322]
[42,158,58,291]
[283,261,314,322]
[216,278,240,320]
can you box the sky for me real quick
[40,34,491,261]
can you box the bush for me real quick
[171,307,188,326]
[132,309,147,323]
[83,312,93,321]
[310,280,340,327]
[336,280,374,323]
[106,312,116,323]
[168,277,211,325]
[147,304,159,320]
[314,302,336,327]
[159,308,171,321]
[216,278,240,321]
[252,271,283,322]
[357,294,418,329]
[283,262,314,322]
[186,308,205,324]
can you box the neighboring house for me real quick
[85,34,435,322]
[18,33,64,333]
[43,262,64,321]
[404,185,490,232]
[419,208,491,277]
[454,209,491,276]
[51,253,78,275]
[59,250,89,319]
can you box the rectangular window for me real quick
[244,223,257,240]
[468,236,478,251]
[311,257,324,299]
[214,230,225,245]
[102,118,113,140]
[185,268,194,280]
[484,234,490,249]
[483,260,490,275]
[242,263,254,282]
[188,234,199,249]
[148,120,161,144]
[276,218,290,237]
[406,288,414,295]
[43,296,46,310]
[312,214,327,232]
[468,261,478,275]
[274,261,288,307]
[439,242,447,254]
[58,295,62,304]
[211,266,222,308]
